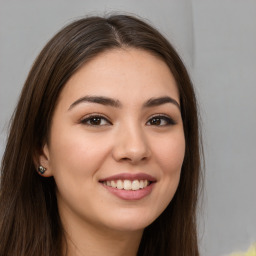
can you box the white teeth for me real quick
[103,179,150,190]
[116,180,123,189]
[110,180,117,188]
[131,180,140,190]
[124,180,132,190]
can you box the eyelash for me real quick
[80,114,176,127]
[146,114,176,126]
[80,114,112,126]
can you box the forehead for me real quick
[58,48,180,106]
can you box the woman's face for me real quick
[41,48,185,233]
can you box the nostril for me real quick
[122,157,130,161]
[119,155,149,163]
[112,135,151,163]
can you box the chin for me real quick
[101,210,158,232]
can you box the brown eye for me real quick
[150,118,162,126]
[146,115,176,126]
[81,115,111,126]
[89,117,102,125]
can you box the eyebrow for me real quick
[143,96,180,110]
[68,95,180,110]
[68,96,121,110]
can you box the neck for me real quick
[61,214,143,256]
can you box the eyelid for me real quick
[146,114,177,126]
[80,113,112,126]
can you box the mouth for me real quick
[99,173,156,200]
[101,179,151,191]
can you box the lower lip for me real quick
[102,183,154,200]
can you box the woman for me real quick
[0,15,202,256]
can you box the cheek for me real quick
[154,132,185,174]
[48,127,112,180]
[147,132,185,218]
[47,130,112,209]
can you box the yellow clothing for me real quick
[229,244,256,256]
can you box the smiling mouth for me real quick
[99,173,156,200]
[101,179,151,191]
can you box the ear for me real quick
[34,144,53,177]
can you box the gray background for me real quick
[0,1,255,255]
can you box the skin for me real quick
[39,48,185,256]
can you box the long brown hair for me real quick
[0,15,203,256]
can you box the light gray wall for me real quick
[192,1,256,255]
[0,1,255,255]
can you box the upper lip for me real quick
[99,173,157,182]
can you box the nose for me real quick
[112,124,151,164]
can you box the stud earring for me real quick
[38,165,47,174]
